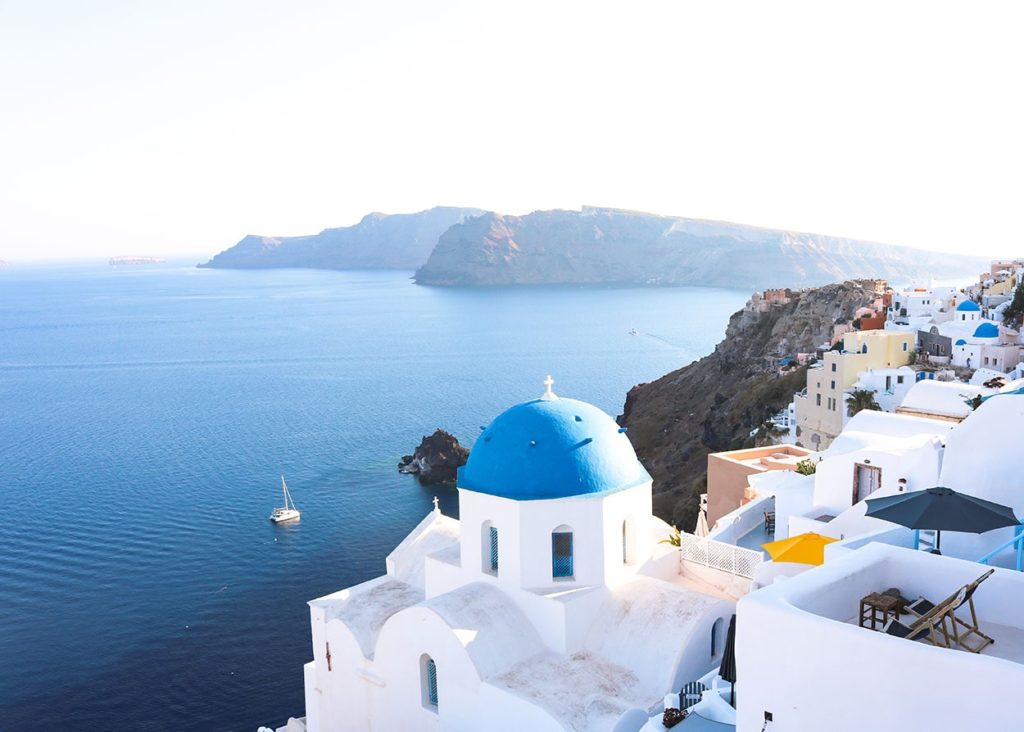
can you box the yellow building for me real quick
[794,330,915,449]
[984,275,1017,300]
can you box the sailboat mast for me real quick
[282,475,288,509]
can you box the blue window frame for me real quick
[489,526,499,572]
[552,531,574,578]
[426,657,438,707]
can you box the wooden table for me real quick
[859,592,899,630]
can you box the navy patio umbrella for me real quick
[718,614,737,706]
[865,486,1020,552]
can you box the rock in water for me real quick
[398,429,469,485]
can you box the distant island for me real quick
[201,205,986,289]
[109,256,166,266]
[199,207,483,270]
[415,207,986,289]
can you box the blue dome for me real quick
[459,396,651,500]
[957,300,981,312]
[955,339,967,346]
[973,323,999,338]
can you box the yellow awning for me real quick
[762,532,838,565]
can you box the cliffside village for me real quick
[272,259,1024,732]
[752,260,1024,454]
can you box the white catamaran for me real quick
[270,475,300,523]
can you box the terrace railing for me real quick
[977,524,1024,571]
[679,533,765,579]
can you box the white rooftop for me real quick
[825,409,953,455]
[897,379,986,419]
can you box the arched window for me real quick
[622,517,637,565]
[421,654,438,710]
[552,525,574,579]
[481,521,498,575]
[711,617,725,659]
[861,344,868,354]
[622,520,628,564]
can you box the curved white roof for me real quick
[491,650,649,732]
[584,576,726,694]
[828,409,953,454]
[313,577,424,659]
[419,582,545,679]
[898,380,986,419]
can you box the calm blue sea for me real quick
[0,263,748,731]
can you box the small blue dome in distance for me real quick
[973,322,999,338]
[957,300,981,312]
[955,339,967,346]
[459,390,651,501]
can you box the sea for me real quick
[0,262,749,731]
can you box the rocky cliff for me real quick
[415,207,984,288]
[200,207,483,270]
[619,280,883,530]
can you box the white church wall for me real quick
[518,496,607,589]
[639,517,684,583]
[424,547,465,599]
[561,586,614,653]
[457,490,523,589]
[600,483,655,585]
[512,586,574,652]
[306,618,376,732]
[303,662,322,732]
[371,606,481,732]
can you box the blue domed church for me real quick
[296,379,734,732]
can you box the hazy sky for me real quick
[1,1,1021,261]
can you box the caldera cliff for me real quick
[415,207,984,288]
[619,280,883,530]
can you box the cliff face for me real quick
[619,280,882,530]
[415,207,984,288]
[200,207,483,270]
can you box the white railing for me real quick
[679,533,765,579]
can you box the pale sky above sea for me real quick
[1,1,1022,261]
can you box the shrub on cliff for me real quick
[1002,286,1024,329]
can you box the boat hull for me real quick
[270,509,300,523]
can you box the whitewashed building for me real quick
[297,381,734,732]
[737,543,1024,732]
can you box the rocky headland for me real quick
[619,280,884,530]
[398,429,469,485]
[415,207,984,289]
[201,206,483,270]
